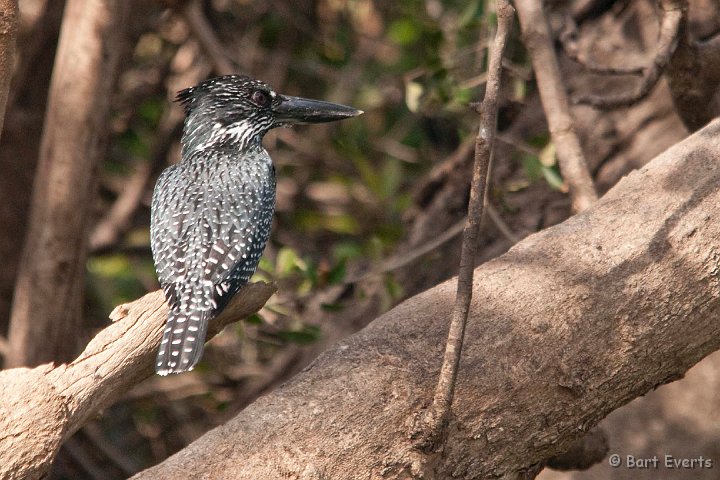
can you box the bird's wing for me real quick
[151,166,193,309]
[151,162,275,313]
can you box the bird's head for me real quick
[177,75,362,152]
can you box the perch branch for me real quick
[0,282,276,480]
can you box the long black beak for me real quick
[273,95,363,125]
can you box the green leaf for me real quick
[275,247,304,276]
[458,0,483,29]
[405,81,424,113]
[384,274,403,300]
[379,158,402,199]
[245,313,264,325]
[388,19,421,46]
[138,98,164,128]
[521,154,542,181]
[539,141,556,167]
[542,165,566,191]
[452,87,474,106]
[277,325,321,345]
[513,77,527,101]
[326,259,347,285]
[321,302,345,312]
[264,303,293,317]
[333,241,363,262]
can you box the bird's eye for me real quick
[251,90,271,107]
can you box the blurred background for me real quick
[0,0,718,478]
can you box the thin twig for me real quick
[411,0,515,449]
[344,218,466,284]
[181,0,236,76]
[90,161,152,253]
[89,109,183,253]
[81,424,140,476]
[486,203,520,244]
[413,136,476,204]
[345,205,520,285]
[515,0,598,212]
[574,0,686,108]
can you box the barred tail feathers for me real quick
[156,309,211,375]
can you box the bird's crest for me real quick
[175,86,196,114]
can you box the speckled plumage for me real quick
[151,75,361,375]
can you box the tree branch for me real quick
[515,0,598,212]
[574,0,686,109]
[129,119,720,479]
[0,281,276,480]
[180,0,236,76]
[413,0,514,449]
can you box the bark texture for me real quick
[0,281,275,480]
[131,120,720,479]
[7,0,129,366]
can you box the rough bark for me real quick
[7,0,129,366]
[124,119,720,479]
[0,281,276,480]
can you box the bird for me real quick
[150,75,362,375]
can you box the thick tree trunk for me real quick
[0,0,65,332]
[7,0,129,366]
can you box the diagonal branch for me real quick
[180,0,236,76]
